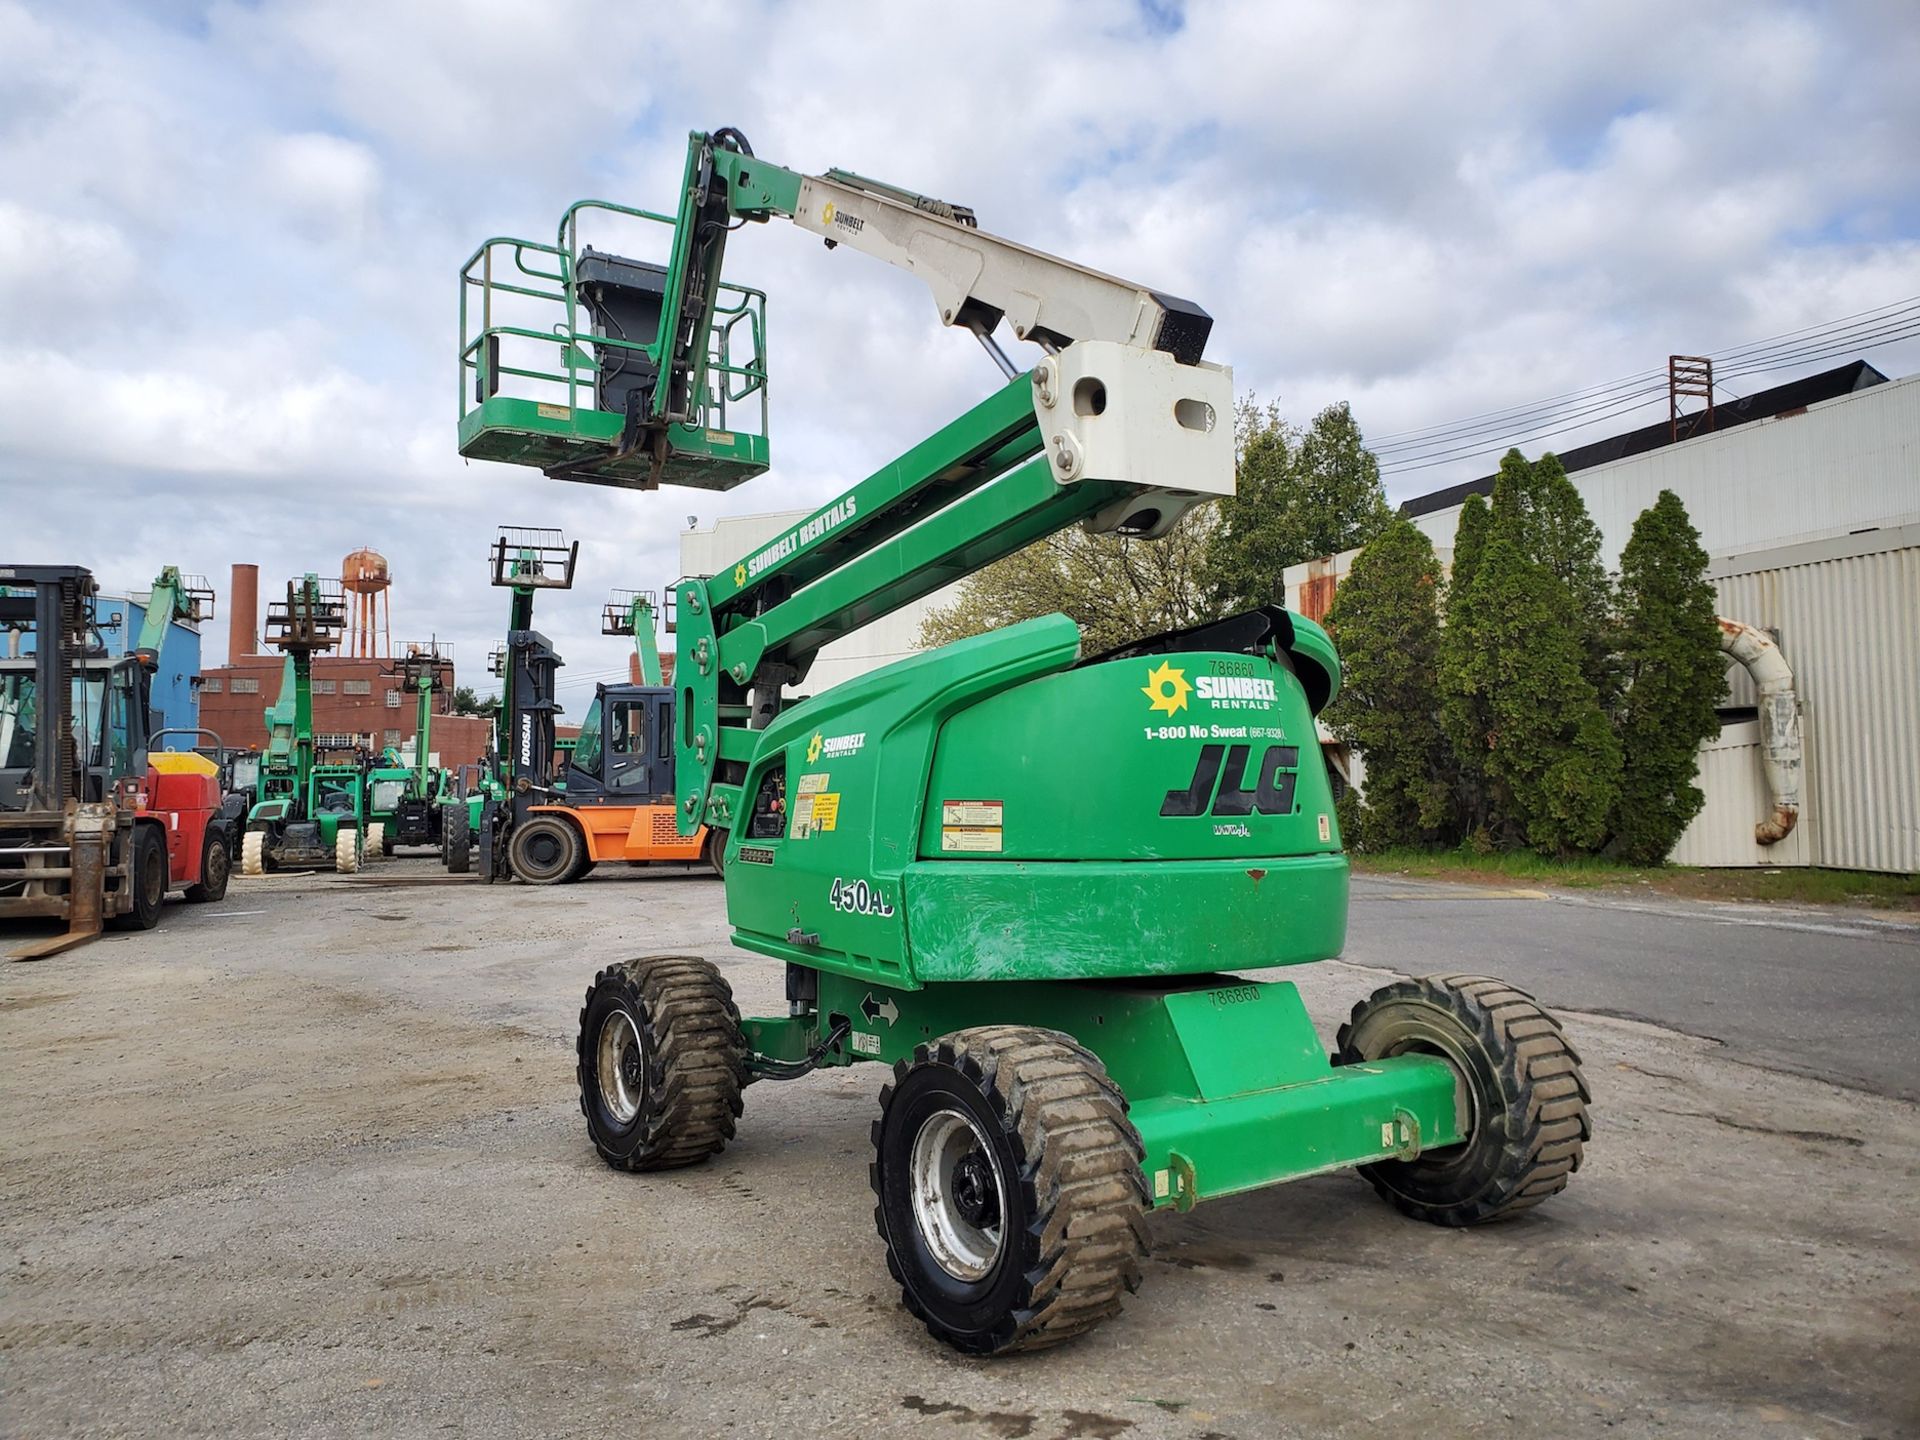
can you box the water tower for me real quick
[341,547,392,658]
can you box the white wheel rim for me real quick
[598,1009,645,1124]
[909,1109,1007,1282]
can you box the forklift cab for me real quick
[0,654,148,812]
[564,683,675,805]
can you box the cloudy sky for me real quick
[4,0,1917,701]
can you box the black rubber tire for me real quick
[109,824,167,931]
[185,827,230,903]
[703,827,728,879]
[509,815,580,884]
[444,805,471,875]
[561,845,596,884]
[1335,974,1591,1226]
[577,956,748,1171]
[872,1026,1150,1356]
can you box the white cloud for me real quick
[255,131,382,243]
[2,0,1919,675]
[0,199,138,334]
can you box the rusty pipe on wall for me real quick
[1717,617,1801,844]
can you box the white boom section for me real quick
[790,173,1203,359]
[789,174,1235,537]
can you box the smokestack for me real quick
[229,563,259,660]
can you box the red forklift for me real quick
[1,564,233,960]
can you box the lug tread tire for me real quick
[365,822,385,860]
[872,1025,1149,1356]
[577,956,747,1172]
[444,806,471,874]
[185,829,230,903]
[1335,973,1591,1226]
[334,827,359,874]
[108,826,167,931]
[240,830,266,877]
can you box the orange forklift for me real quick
[482,590,719,883]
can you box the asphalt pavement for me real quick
[1342,873,1920,1101]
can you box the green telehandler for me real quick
[461,128,1590,1354]
[363,642,455,858]
[602,589,665,685]
[238,575,367,876]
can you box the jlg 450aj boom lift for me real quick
[2,565,231,959]
[461,129,1590,1354]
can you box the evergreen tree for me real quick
[1322,517,1455,849]
[1437,492,1495,834]
[1489,448,1615,695]
[1472,529,1622,853]
[1609,491,1725,863]
[1206,399,1391,611]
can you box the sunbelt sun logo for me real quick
[1142,662,1192,716]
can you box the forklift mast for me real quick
[501,627,562,827]
[487,527,577,772]
[0,565,99,814]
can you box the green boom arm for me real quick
[645,130,1241,835]
[603,591,664,686]
[132,566,212,672]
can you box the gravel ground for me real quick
[3,861,1916,1439]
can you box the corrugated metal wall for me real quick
[1669,719,1813,868]
[1409,373,1920,566]
[1709,524,1919,874]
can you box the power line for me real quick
[1371,295,1918,448]
[1376,298,1920,475]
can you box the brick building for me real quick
[198,653,475,761]
[202,563,489,769]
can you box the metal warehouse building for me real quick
[1287,363,1920,874]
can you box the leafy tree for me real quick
[1472,529,1621,853]
[1322,517,1455,849]
[1608,491,1724,862]
[916,507,1217,654]
[451,685,499,718]
[1437,492,1495,834]
[1205,399,1391,612]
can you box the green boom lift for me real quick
[238,575,366,876]
[462,128,1590,1354]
